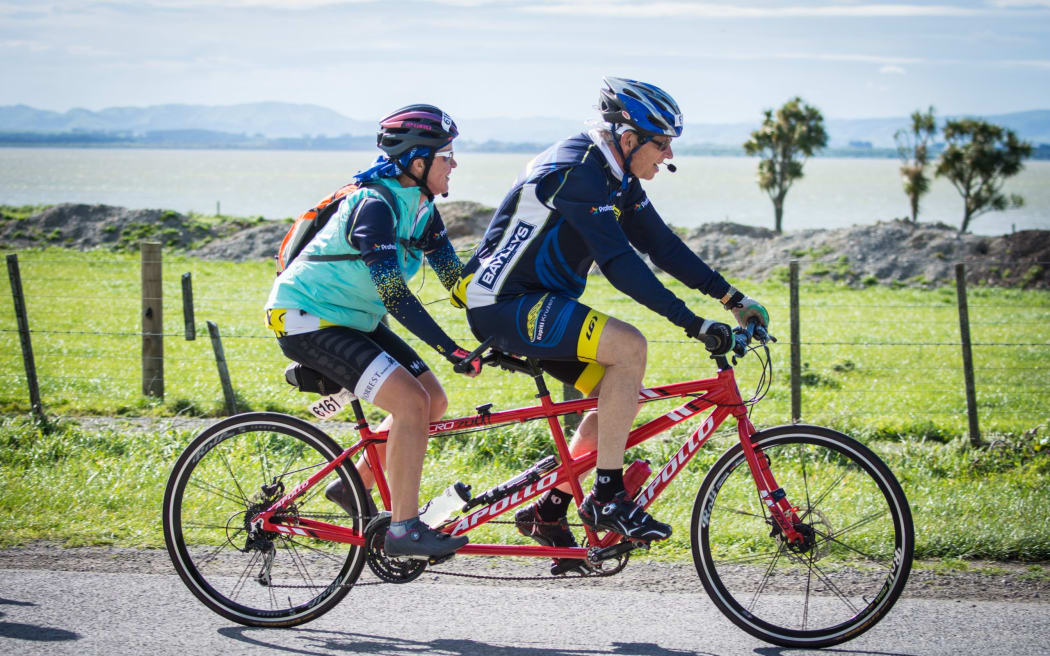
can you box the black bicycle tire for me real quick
[162,411,368,627]
[690,424,913,648]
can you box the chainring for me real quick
[364,513,428,583]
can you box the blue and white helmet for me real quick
[598,76,683,138]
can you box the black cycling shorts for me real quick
[276,322,428,403]
[466,292,609,396]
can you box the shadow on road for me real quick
[0,597,80,642]
[755,647,919,656]
[219,626,718,655]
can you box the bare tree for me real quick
[743,97,828,233]
[894,106,937,223]
[935,118,1033,233]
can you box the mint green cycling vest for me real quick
[265,177,434,332]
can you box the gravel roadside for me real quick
[1,541,1046,602]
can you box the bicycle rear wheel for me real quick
[691,424,912,648]
[162,412,367,627]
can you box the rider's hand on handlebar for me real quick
[686,317,734,356]
[447,347,482,377]
[723,287,770,330]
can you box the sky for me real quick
[1,0,1048,124]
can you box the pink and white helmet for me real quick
[377,104,459,158]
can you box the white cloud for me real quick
[522,2,990,18]
[0,39,50,52]
[880,65,907,74]
[1002,58,1050,68]
[989,0,1050,7]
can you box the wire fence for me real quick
[3,249,1049,441]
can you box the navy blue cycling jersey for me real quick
[457,132,730,331]
[351,198,462,355]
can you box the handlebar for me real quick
[452,336,495,374]
[732,318,775,357]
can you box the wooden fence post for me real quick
[790,259,801,423]
[181,272,196,341]
[6,254,46,425]
[955,263,982,447]
[141,242,164,399]
[207,321,238,416]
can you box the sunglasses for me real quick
[648,138,672,154]
[433,150,455,161]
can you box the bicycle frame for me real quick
[252,354,806,559]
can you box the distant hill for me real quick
[0,102,375,139]
[2,102,1048,149]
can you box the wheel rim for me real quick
[699,434,910,643]
[167,418,362,622]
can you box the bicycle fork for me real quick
[736,415,806,545]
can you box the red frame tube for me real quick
[256,365,797,556]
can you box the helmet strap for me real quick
[610,128,647,194]
[394,156,436,202]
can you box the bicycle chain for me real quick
[270,516,625,585]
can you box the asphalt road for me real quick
[1,568,1048,656]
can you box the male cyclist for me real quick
[453,77,769,574]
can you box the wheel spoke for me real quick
[218,447,251,507]
[186,476,247,507]
[284,537,348,564]
[283,538,318,591]
[714,505,768,522]
[803,548,814,631]
[229,549,261,603]
[801,469,849,521]
[194,534,243,568]
[826,508,890,542]
[812,527,894,569]
[807,559,861,615]
[800,446,813,513]
[713,547,784,565]
[747,540,786,613]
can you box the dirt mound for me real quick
[682,219,1050,288]
[3,203,1047,288]
[0,203,245,251]
[186,200,495,262]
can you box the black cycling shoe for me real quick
[325,478,378,520]
[578,490,672,542]
[514,504,587,576]
[384,519,468,560]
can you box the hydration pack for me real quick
[275,181,397,274]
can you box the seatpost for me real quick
[349,398,368,430]
[526,357,550,398]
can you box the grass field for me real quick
[1,246,1049,560]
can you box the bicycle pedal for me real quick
[428,553,456,566]
[587,540,645,563]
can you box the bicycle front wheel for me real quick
[692,424,913,648]
[162,412,368,627]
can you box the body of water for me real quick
[1,147,1047,235]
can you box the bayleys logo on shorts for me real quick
[478,221,536,290]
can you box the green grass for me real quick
[1,415,1048,560]
[1,247,1049,559]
